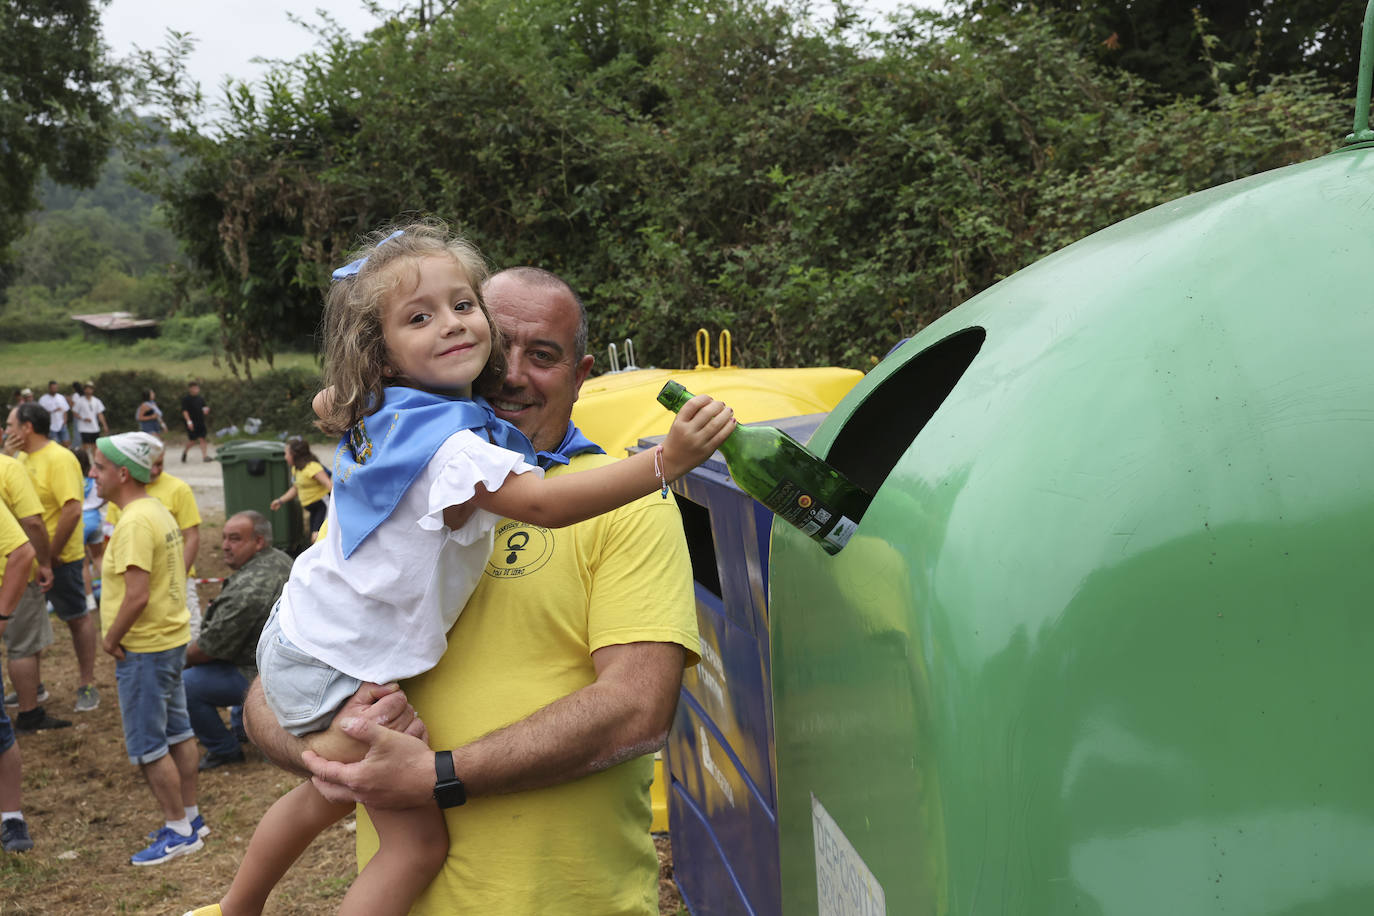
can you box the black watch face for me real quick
[435,780,466,808]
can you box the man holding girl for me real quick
[248,265,699,914]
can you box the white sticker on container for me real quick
[824,515,859,549]
[812,794,885,916]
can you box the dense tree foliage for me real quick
[0,0,117,254]
[131,0,1354,370]
[960,0,1368,99]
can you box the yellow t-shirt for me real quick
[0,455,43,521]
[106,471,201,575]
[356,453,700,916]
[19,441,84,565]
[294,461,329,507]
[0,455,45,583]
[0,502,28,567]
[100,497,189,653]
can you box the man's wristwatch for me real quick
[433,750,466,809]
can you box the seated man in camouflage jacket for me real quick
[183,511,293,770]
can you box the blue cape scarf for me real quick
[536,421,605,469]
[332,387,537,557]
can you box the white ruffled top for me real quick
[276,429,539,683]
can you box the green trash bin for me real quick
[217,441,306,555]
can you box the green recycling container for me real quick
[767,141,1374,912]
[217,440,306,555]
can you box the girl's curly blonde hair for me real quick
[316,219,507,437]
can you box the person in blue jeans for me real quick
[182,512,291,770]
[0,502,38,853]
[91,432,207,866]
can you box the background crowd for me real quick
[0,378,294,866]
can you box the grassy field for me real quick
[0,338,318,388]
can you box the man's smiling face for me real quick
[483,272,594,454]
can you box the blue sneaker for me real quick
[131,826,203,866]
[147,815,208,841]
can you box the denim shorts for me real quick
[114,645,195,765]
[49,560,88,622]
[0,706,14,755]
[83,510,103,545]
[2,583,55,660]
[257,611,361,738]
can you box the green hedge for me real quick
[1,316,77,343]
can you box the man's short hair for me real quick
[490,267,589,359]
[235,510,273,542]
[15,402,49,437]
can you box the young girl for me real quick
[135,389,167,436]
[188,222,733,916]
[270,437,332,541]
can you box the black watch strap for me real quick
[433,750,466,809]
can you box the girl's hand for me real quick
[662,394,735,479]
[270,499,282,511]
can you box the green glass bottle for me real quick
[658,380,873,555]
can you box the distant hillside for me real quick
[1,122,211,343]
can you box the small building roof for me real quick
[70,312,160,331]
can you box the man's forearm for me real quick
[19,517,50,568]
[453,647,680,798]
[183,641,215,666]
[310,642,685,809]
[51,501,80,558]
[181,526,199,574]
[104,596,147,649]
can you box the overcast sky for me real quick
[101,0,384,94]
[101,0,942,96]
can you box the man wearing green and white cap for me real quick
[91,432,207,866]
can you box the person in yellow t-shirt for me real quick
[92,432,207,867]
[106,447,203,640]
[0,501,39,852]
[270,437,332,541]
[0,454,57,725]
[5,403,95,718]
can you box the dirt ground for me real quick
[1,439,687,914]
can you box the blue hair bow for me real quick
[332,229,405,280]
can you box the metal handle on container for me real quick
[695,329,712,369]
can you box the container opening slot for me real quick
[826,327,985,495]
[675,493,723,600]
